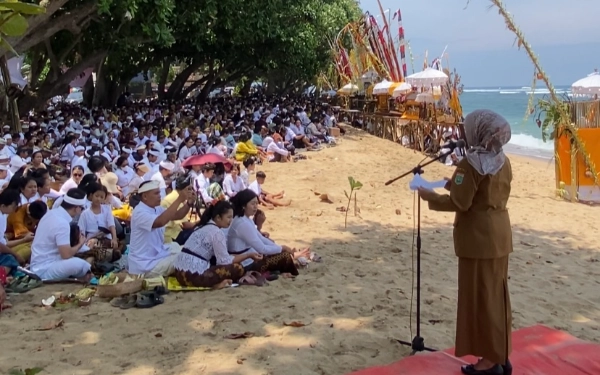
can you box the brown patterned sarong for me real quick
[247,253,299,276]
[174,263,245,288]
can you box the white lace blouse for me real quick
[173,221,234,274]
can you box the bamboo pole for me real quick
[486,0,600,196]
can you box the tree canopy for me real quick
[0,0,362,114]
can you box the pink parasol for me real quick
[181,154,232,170]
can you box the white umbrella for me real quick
[406,67,449,88]
[338,83,358,95]
[373,79,395,95]
[415,93,437,104]
[392,82,412,97]
[571,70,600,95]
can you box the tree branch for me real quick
[58,34,83,64]
[44,39,60,81]
[4,0,71,50]
[37,50,107,100]
[10,1,98,55]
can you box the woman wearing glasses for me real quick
[59,166,85,194]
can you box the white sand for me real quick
[1,125,599,375]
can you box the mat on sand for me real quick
[346,325,600,375]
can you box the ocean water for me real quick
[460,86,569,160]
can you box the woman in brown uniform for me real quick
[418,110,513,375]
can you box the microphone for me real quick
[441,139,466,150]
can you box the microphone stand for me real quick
[385,148,455,355]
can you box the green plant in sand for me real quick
[9,368,44,375]
[344,176,362,228]
[464,0,600,200]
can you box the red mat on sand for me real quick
[347,325,600,375]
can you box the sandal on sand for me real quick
[262,272,279,281]
[239,271,268,286]
[111,294,138,309]
[136,291,164,308]
[6,276,43,294]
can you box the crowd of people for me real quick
[0,96,341,308]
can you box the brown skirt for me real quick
[455,256,512,364]
[174,263,245,288]
[247,253,299,276]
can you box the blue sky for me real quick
[358,0,600,87]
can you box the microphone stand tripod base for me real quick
[396,336,436,355]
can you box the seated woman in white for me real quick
[114,156,134,192]
[127,180,194,277]
[227,189,299,276]
[173,201,263,289]
[29,188,91,281]
[78,182,118,250]
[126,163,149,196]
[222,164,246,198]
[59,166,85,194]
[266,133,290,162]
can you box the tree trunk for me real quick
[157,57,171,100]
[82,74,94,107]
[0,56,20,131]
[179,75,210,100]
[101,81,122,108]
[165,60,203,101]
[196,79,216,103]
[92,56,108,107]
[240,79,253,96]
[18,50,106,115]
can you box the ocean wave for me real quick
[463,89,502,93]
[463,88,568,94]
[508,133,554,151]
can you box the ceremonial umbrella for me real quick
[571,70,600,96]
[406,67,449,88]
[392,82,413,98]
[181,153,232,170]
[372,79,400,95]
[337,83,359,95]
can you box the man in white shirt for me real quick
[128,180,194,276]
[10,146,30,174]
[143,149,161,179]
[30,188,91,281]
[151,160,175,199]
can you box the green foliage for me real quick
[0,0,45,55]
[534,96,572,141]
[15,0,361,108]
[344,176,362,228]
[9,367,44,375]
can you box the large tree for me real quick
[13,0,361,113]
[16,0,175,114]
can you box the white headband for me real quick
[138,180,160,193]
[63,195,86,206]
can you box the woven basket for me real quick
[96,273,143,298]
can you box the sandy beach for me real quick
[1,125,599,375]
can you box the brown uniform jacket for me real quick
[428,157,513,259]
